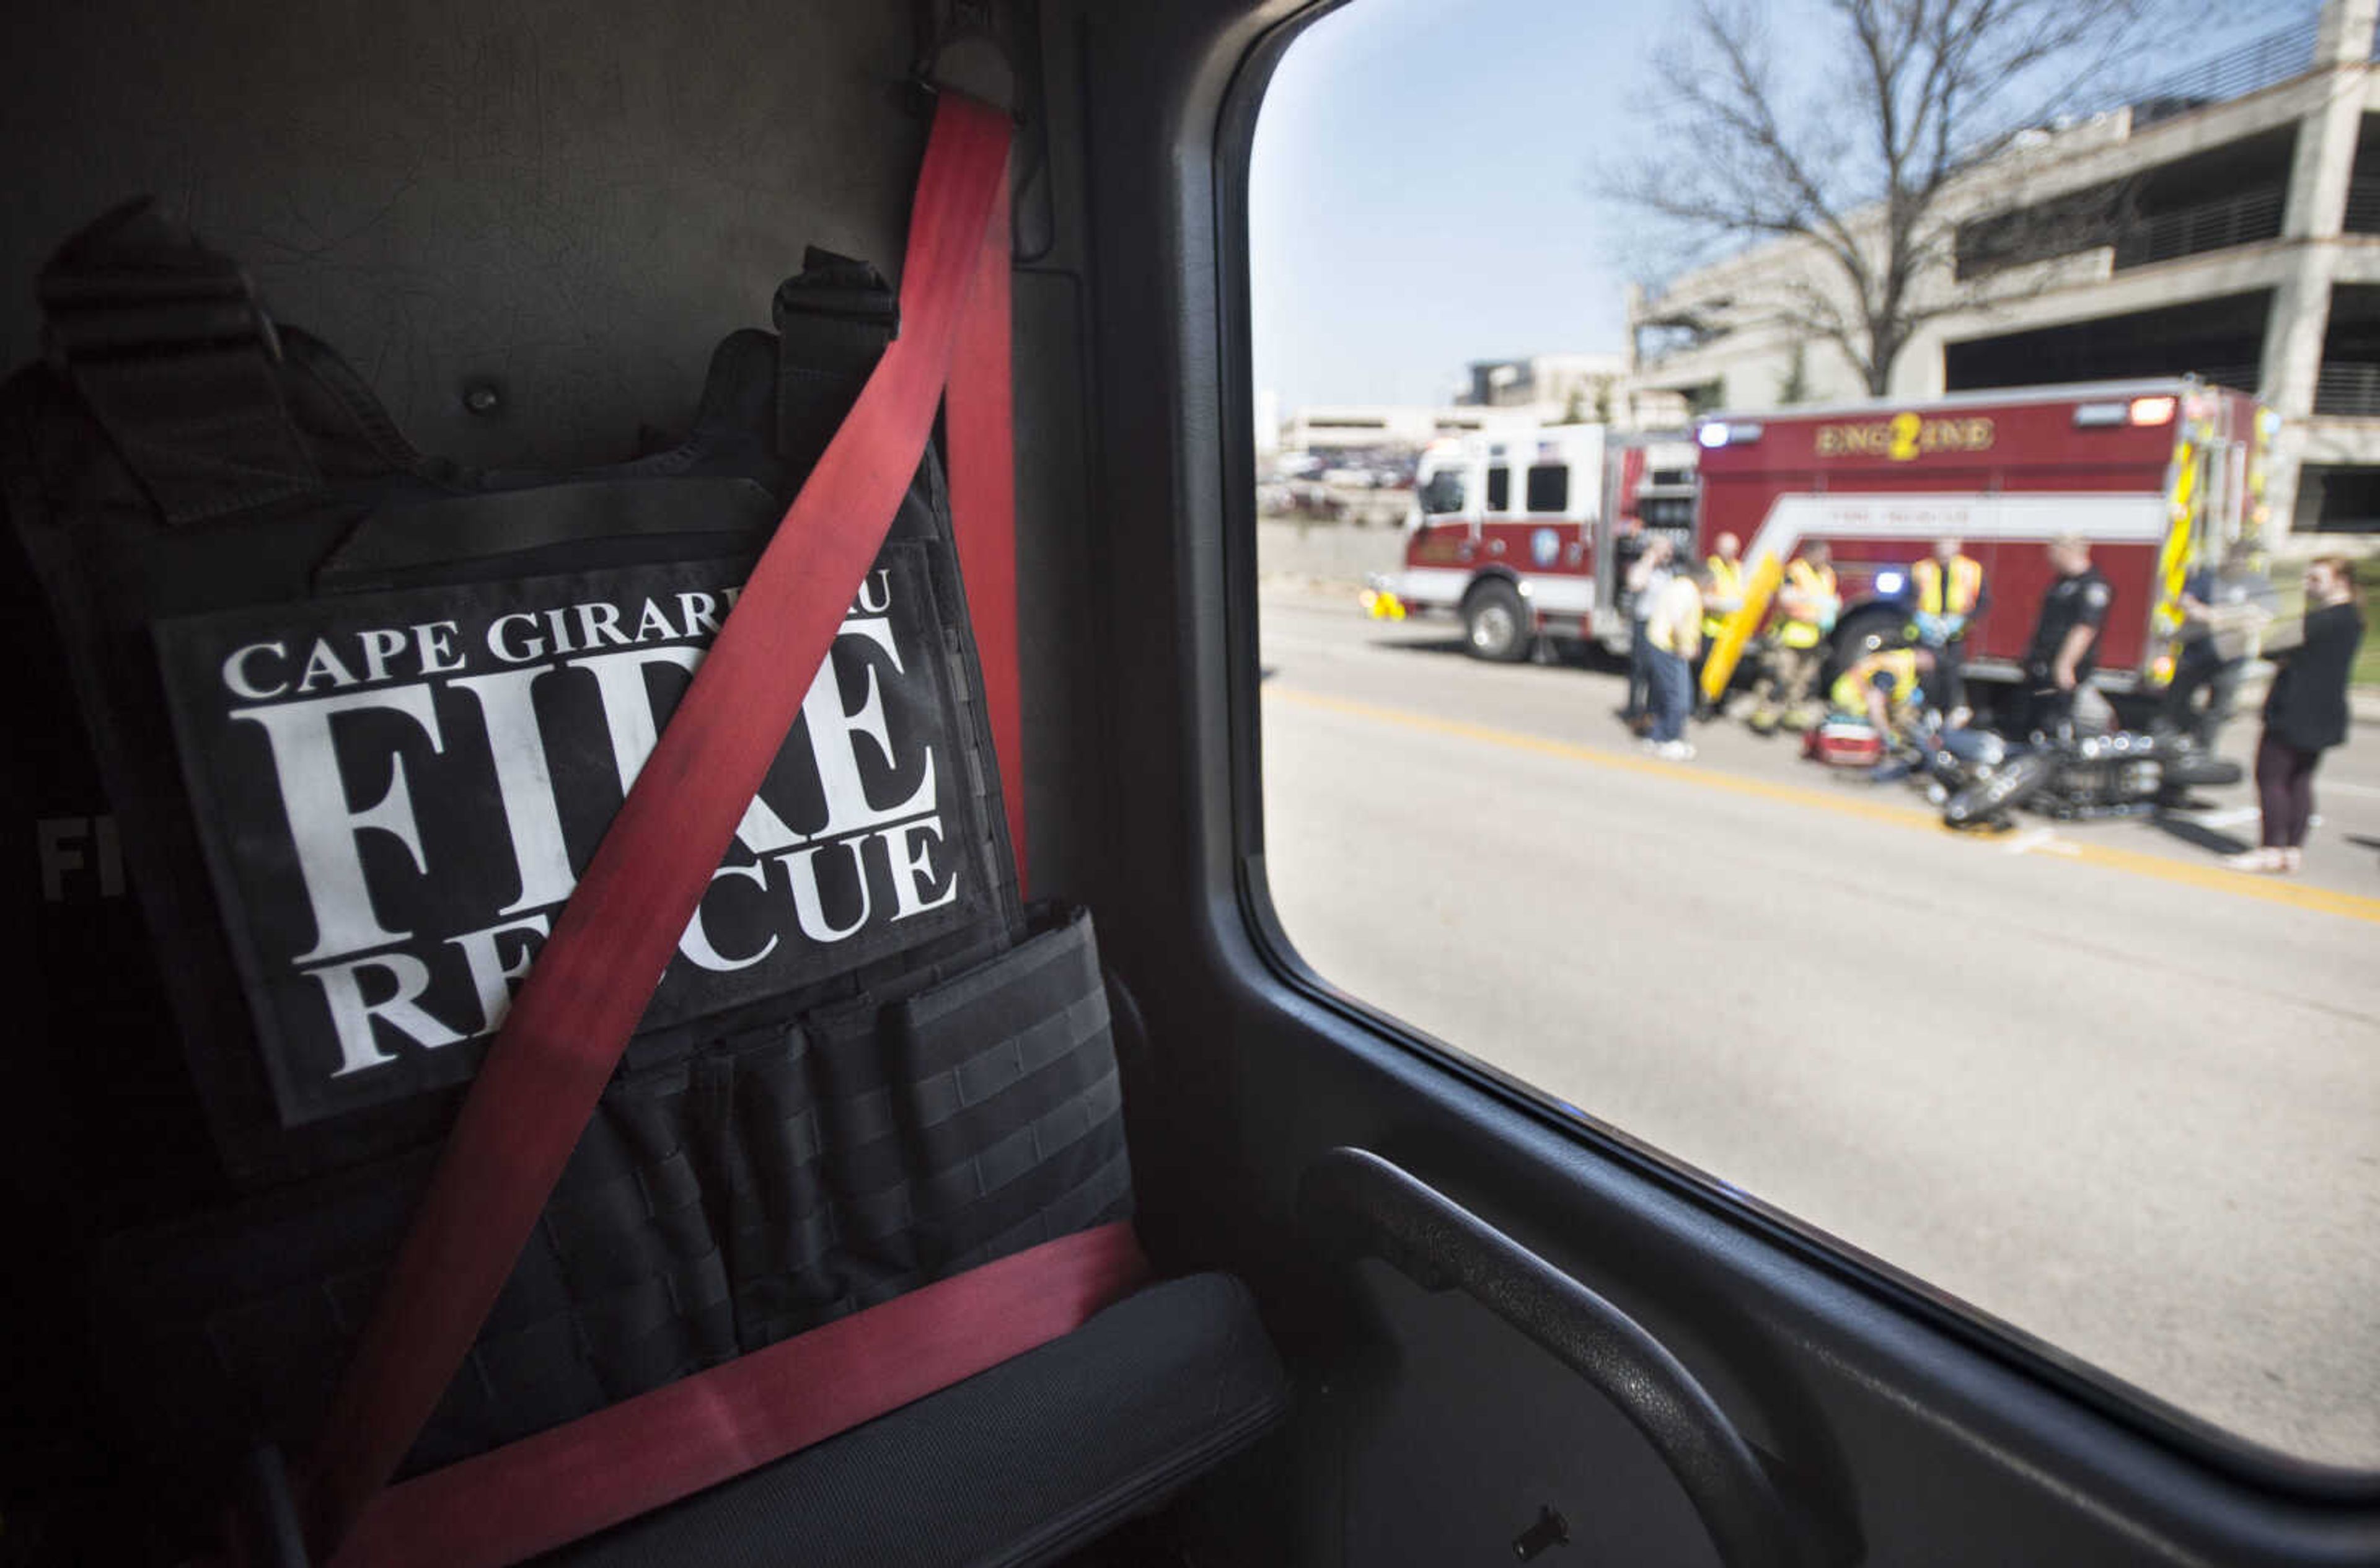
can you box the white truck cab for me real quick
[1386,425,1696,660]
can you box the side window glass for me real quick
[1250,0,2376,1473]
[1420,470,1467,514]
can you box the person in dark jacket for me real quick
[2227,555,2366,875]
[2014,534,2110,739]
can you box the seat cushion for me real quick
[541,1271,1288,1568]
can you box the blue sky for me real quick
[1249,0,1662,412]
[1248,0,2305,414]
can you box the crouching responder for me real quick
[1695,531,1745,721]
[1747,540,1836,735]
[1830,643,1937,741]
[1909,537,1985,726]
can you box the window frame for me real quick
[1198,0,2380,1504]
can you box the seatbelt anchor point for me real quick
[910,0,1021,120]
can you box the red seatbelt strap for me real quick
[296,94,1071,1562]
[946,182,1026,886]
[331,1222,1150,1568]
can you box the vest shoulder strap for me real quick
[38,200,321,524]
[774,247,899,477]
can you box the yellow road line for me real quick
[1266,687,2380,928]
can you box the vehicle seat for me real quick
[544,1271,1285,1568]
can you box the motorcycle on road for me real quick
[1900,722,2245,830]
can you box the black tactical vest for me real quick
[0,203,1129,1534]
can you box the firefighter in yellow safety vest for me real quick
[1907,537,1986,725]
[1747,541,1837,734]
[1695,532,1745,720]
[1829,645,1935,739]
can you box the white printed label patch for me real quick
[154,546,984,1125]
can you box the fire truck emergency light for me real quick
[1697,420,1762,447]
[2074,396,2177,429]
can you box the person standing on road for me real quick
[1747,540,1836,735]
[2227,556,2366,876]
[1620,533,1677,736]
[1643,563,1709,760]
[1695,532,1745,721]
[2016,535,2110,739]
[1910,537,1986,726]
[1612,518,1647,727]
[2159,540,2270,749]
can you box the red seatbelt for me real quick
[947,182,1026,885]
[293,94,1129,1565]
[332,1222,1149,1568]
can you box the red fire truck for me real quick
[1694,379,2276,705]
[1380,425,1698,660]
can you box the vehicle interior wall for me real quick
[0,0,938,470]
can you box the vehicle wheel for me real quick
[1462,579,1530,663]
[1825,605,1906,686]
[1942,748,2055,828]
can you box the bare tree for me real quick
[1614,0,2173,395]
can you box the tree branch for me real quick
[1611,0,2172,394]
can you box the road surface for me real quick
[1257,586,2380,1468]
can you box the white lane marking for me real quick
[2175,806,2261,828]
[2004,827,2081,858]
